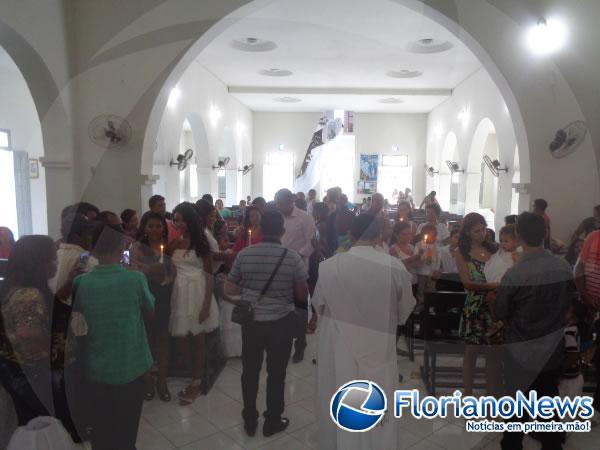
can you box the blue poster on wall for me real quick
[359,154,378,181]
[358,154,378,194]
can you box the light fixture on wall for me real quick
[209,104,222,127]
[458,107,471,127]
[212,156,231,172]
[445,160,464,174]
[278,144,285,151]
[391,145,399,153]
[167,87,181,110]
[425,165,439,177]
[236,121,245,136]
[483,155,509,177]
[526,18,567,55]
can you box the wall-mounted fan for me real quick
[88,114,132,149]
[483,155,508,177]
[170,149,193,171]
[445,160,464,173]
[425,165,439,177]
[238,164,255,175]
[549,121,588,159]
[212,157,231,171]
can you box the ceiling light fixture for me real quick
[230,38,277,52]
[275,97,301,103]
[387,70,423,79]
[378,97,404,104]
[209,104,222,127]
[259,68,293,77]
[526,18,567,55]
[407,38,453,54]
[167,87,181,110]
[458,107,471,127]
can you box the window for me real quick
[218,171,226,199]
[0,129,10,149]
[0,129,18,237]
[378,166,412,202]
[263,151,294,200]
[382,154,408,167]
[189,163,198,198]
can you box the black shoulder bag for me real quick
[231,249,288,325]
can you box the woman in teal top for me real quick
[73,224,154,450]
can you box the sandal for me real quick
[157,381,172,403]
[178,384,202,405]
[144,378,155,401]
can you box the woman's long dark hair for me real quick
[173,202,210,258]
[241,206,261,246]
[390,222,411,247]
[135,211,168,247]
[0,235,55,304]
[458,213,497,260]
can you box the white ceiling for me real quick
[197,0,482,113]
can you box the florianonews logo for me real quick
[330,380,387,432]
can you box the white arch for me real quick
[465,118,499,228]
[140,0,531,212]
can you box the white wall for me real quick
[0,66,47,235]
[152,61,253,210]
[427,69,520,232]
[252,112,322,199]
[354,113,427,204]
[252,112,427,202]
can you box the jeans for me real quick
[241,313,294,424]
[88,374,146,450]
[501,356,563,450]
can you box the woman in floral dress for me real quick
[455,213,501,395]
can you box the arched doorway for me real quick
[140,0,531,215]
[466,118,498,228]
[0,45,47,237]
[438,132,458,212]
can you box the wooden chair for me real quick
[420,291,468,395]
[435,273,464,292]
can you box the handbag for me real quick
[231,249,288,325]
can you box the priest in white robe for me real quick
[313,213,416,450]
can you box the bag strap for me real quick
[255,248,288,305]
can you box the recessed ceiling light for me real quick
[275,97,301,103]
[259,68,293,77]
[230,38,277,52]
[407,38,453,54]
[387,70,423,79]
[378,98,404,104]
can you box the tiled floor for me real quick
[131,336,600,449]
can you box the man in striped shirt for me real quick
[574,204,600,418]
[226,210,308,438]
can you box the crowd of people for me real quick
[0,186,599,450]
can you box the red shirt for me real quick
[580,230,600,300]
[232,228,263,252]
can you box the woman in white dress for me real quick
[168,203,219,405]
[195,199,240,357]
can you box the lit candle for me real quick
[248,229,252,246]
[400,217,404,222]
[424,234,428,243]
[159,244,164,264]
